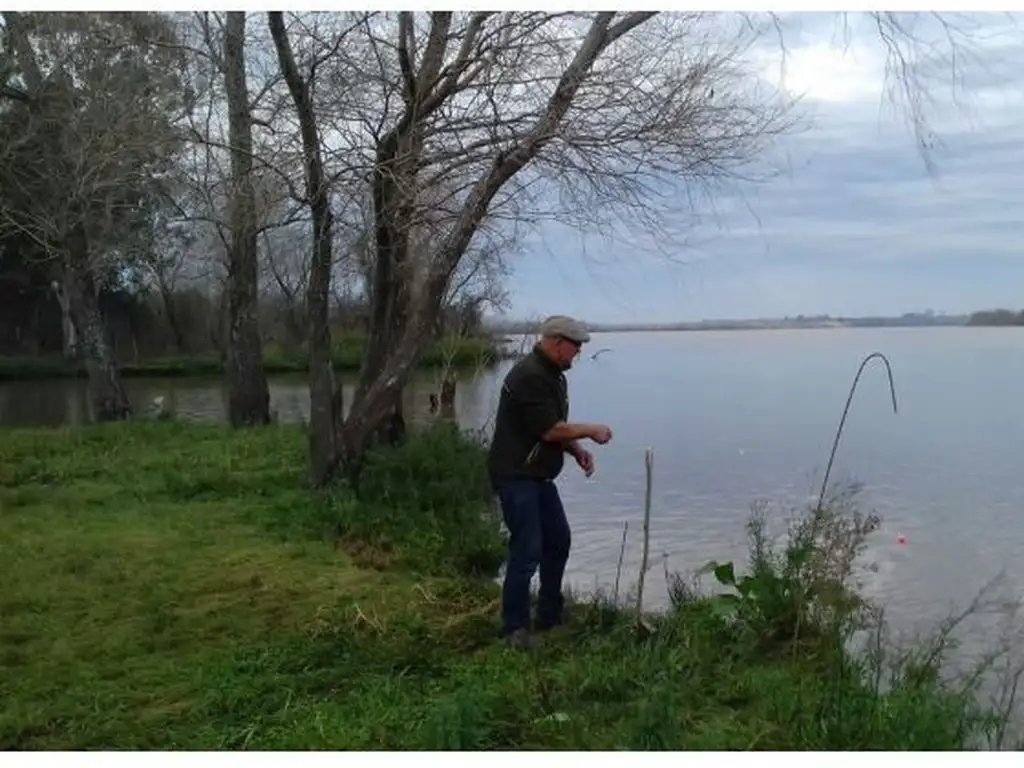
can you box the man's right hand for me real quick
[542,421,614,445]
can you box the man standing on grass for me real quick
[487,315,614,649]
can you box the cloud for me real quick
[505,12,1024,323]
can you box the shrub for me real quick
[331,422,506,578]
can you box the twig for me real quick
[613,520,628,605]
[441,598,501,630]
[635,447,654,624]
[993,664,1023,750]
[817,352,899,512]
[351,603,384,634]
[413,583,437,603]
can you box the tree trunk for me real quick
[224,11,270,427]
[64,223,131,422]
[439,374,456,420]
[370,393,406,449]
[269,11,344,486]
[214,282,230,364]
[303,175,342,487]
[159,284,187,353]
[351,132,422,450]
[344,9,464,459]
[51,276,77,360]
[341,121,456,470]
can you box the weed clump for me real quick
[694,487,879,654]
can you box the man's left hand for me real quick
[573,448,595,478]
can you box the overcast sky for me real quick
[504,11,1024,323]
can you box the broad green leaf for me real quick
[713,561,736,586]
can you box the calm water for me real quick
[3,328,1024,645]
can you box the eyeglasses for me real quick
[558,336,582,355]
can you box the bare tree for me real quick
[268,10,349,484]
[0,11,185,420]
[156,11,309,412]
[371,14,790,462]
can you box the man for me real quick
[487,315,614,649]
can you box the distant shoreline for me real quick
[576,321,969,333]
[494,318,972,334]
[492,312,1024,334]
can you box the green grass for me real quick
[0,421,1011,749]
[0,334,504,382]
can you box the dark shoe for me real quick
[504,628,541,650]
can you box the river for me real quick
[3,327,1024,657]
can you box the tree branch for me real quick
[396,11,417,103]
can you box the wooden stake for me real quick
[635,447,654,634]
[613,521,628,605]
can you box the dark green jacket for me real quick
[487,345,569,483]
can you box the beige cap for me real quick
[539,315,591,344]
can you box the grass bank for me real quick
[0,421,1013,749]
[0,334,503,382]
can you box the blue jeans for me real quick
[494,478,572,636]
